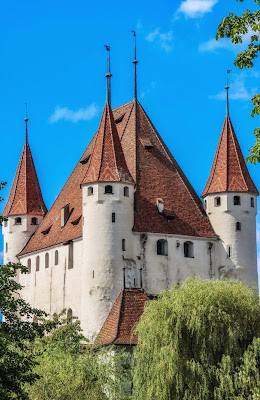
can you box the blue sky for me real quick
[0,0,259,276]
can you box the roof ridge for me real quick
[120,101,135,141]
[228,117,247,190]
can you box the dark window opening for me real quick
[68,242,73,269]
[105,185,113,194]
[227,246,231,258]
[55,250,59,266]
[80,154,91,165]
[45,253,49,268]
[204,200,207,210]
[234,196,240,206]
[5,242,8,253]
[27,259,31,274]
[236,222,241,231]
[184,241,194,258]
[31,217,38,225]
[251,197,254,208]
[36,256,40,271]
[214,197,221,206]
[122,239,126,251]
[71,216,82,226]
[67,308,73,319]
[61,204,70,228]
[88,187,94,196]
[112,213,116,223]
[41,225,52,235]
[15,217,22,225]
[157,239,168,256]
[124,186,129,197]
[115,114,125,124]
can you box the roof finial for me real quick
[225,70,232,117]
[132,30,138,100]
[24,103,29,144]
[104,45,112,105]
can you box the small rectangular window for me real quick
[112,213,115,223]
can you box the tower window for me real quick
[236,222,241,231]
[5,242,8,253]
[122,239,126,251]
[31,217,38,225]
[214,197,221,207]
[105,185,113,194]
[234,196,240,206]
[124,186,129,197]
[27,258,31,274]
[68,242,73,269]
[88,186,94,196]
[67,308,73,319]
[36,256,40,271]
[157,239,168,256]
[112,213,116,223]
[227,246,231,258]
[184,241,194,258]
[45,253,49,269]
[55,250,59,266]
[251,197,254,208]
[204,200,207,210]
[15,217,22,225]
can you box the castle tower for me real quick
[202,82,259,287]
[80,54,135,336]
[2,113,47,265]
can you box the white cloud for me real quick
[199,28,257,53]
[146,28,173,52]
[209,71,258,101]
[178,0,218,18]
[140,81,157,99]
[49,103,100,123]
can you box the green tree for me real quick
[25,313,132,400]
[216,0,260,164]
[132,278,260,400]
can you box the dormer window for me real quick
[15,217,22,225]
[124,186,129,197]
[115,113,125,124]
[234,196,240,206]
[105,185,113,194]
[61,204,70,228]
[88,187,93,196]
[214,197,221,207]
[31,217,38,225]
[157,199,164,214]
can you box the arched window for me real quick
[45,253,49,268]
[88,186,93,196]
[214,197,221,207]
[157,239,168,256]
[5,242,8,253]
[55,250,59,266]
[33,316,38,324]
[112,213,116,223]
[36,256,40,271]
[27,258,31,274]
[122,239,126,251]
[31,217,38,225]
[236,222,241,231]
[105,185,113,194]
[15,217,22,224]
[124,186,129,197]
[234,196,240,205]
[251,197,254,207]
[67,308,72,319]
[184,241,194,258]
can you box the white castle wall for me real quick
[2,214,44,265]
[204,192,258,287]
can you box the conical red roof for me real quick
[3,143,47,216]
[81,102,134,184]
[202,116,258,197]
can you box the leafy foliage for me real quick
[25,313,132,400]
[216,0,260,164]
[132,278,260,400]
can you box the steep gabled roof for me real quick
[20,99,216,256]
[98,288,149,345]
[82,102,133,185]
[3,143,47,217]
[202,116,259,197]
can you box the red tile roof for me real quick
[202,116,259,197]
[82,103,134,185]
[98,288,149,345]
[20,99,217,256]
[3,143,47,217]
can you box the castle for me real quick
[2,53,259,343]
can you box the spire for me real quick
[225,70,232,117]
[24,103,29,144]
[105,45,112,105]
[202,114,258,197]
[132,30,138,100]
[81,102,134,185]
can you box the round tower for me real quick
[202,81,259,287]
[2,112,47,266]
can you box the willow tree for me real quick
[216,0,260,164]
[133,278,260,400]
